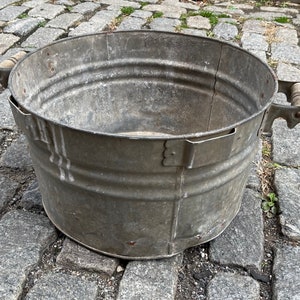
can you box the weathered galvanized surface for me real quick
[8,31,277,258]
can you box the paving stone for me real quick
[218,17,238,24]
[241,32,268,51]
[0,0,21,10]
[0,89,16,129]
[248,11,292,21]
[204,5,245,16]
[163,0,199,11]
[98,0,140,9]
[276,62,300,82]
[0,33,19,54]
[0,134,33,170]
[272,119,300,166]
[21,27,65,48]
[207,273,260,300]
[273,244,300,300]
[20,179,43,210]
[275,168,300,240]
[117,16,145,30]
[209,189,264,271]
[25,272,98,300]
[71,2,100,15]
[0,5,28,21]
[186,15,211,30]
[56,238,119,276]
[130,9,152,19]
[293,14,300,26]
[149,17,180,31]
[69,9,119,36]
[22,0,48,8]
[215,2,254,10]
[143,4,186,19]
[28,3,65,19]
[46,12,83,30]
[271,43,300,65]
[275,27,298,45]
[248,49,267,61]
[182,28,207,37]
[3,17,44,36]
[56,0,74,5]
[0,174,19,211]
[242,19,266,34]
[117,254,182,300]
[213,22,238,40]
[260,6,299,15]
[0,210,57,300]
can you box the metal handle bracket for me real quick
[163,129,236,169]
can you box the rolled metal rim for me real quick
[8,30,278,140]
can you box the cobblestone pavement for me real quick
[0,0,300,299]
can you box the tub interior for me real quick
[10,31,276,136]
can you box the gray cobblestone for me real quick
[164,0,199,11]
[72,2,100,15]
[186,15,211,30]
[68,9,119,36]
[21,27,65,48]
[0,33,19,54]
[275,27,298,45]
[215,2,253,10]
[0,174,19,211]
[209,189,264,271]
[275,168,300,240]
[276,62,300,82]
[117,254,182,300]
[0,5,28,22]
[3,17,44,36]
[273,119,300,166]
[25,272,98,300]
[46,13,83,30]
[28,3,65,19]
[205,5,245,16]
[0,210,57,300]
[0,135,33,170]
[130,9,152,19]
[149,17,180,31]
[207,273,260,300]
[242,19,266,34]
[181,28,207,37]
[0,0,21,10]
[0,89,16,129]
[117,16,145,30]
[143,4,186,19]
[260,6,299,15]
[22,0,47,8]
[248,11,292,20]
[273,244,300,300]
[293,14,300,26]
[19,179,42,210]
[56,238,119,276]
[271,43,300,65]
[98,0,140,9]
[213,22,238,41]
[241,32,268,51]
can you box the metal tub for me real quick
[6,31,279,259]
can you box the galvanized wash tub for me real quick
[4,31,293,259]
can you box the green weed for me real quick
[121,6,135,16]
